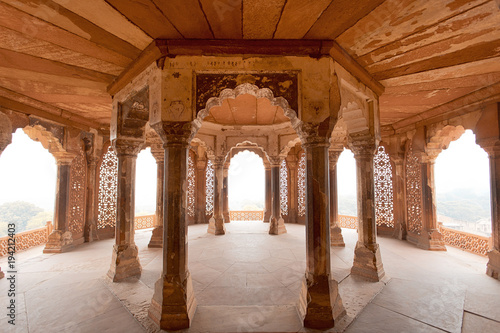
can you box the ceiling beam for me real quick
[0,48,115,84]
[0,86,103,131]
[109,39,385,97]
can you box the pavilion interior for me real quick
[0,0,500,332]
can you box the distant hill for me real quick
[0,201,53,237]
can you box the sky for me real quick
[0,128,491,213]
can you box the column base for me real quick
[148,271,197,330]
[486,249,500,280]
[43,230,74,253]
[107,244,141,282]
[330,226,345,247]
[148,226,163,248]
[417,229,447,251]
[269,217,287,235]
[263,212,271,223]
[207,217,226,235]
[351,242,386,282]
[298,274,345,329]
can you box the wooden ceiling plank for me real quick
[199,0,242,39]
[105,0,182,39]
[0,87,103,130]
[152,0,213,38]
[52,0,152,50]
[381,57,500,87]
[0,48,115,84]
[0,2,133,67]
[0,67,108,91]
[305,0,385,39]
[0,25,123,76]
[242,0,286,39]
[273,0,331,39]
[372,39,500,81]
[357,1,500,67]
[337,0,487,58]
[2,0,141,60]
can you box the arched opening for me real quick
[228,150,265,219]
[135,147,156,217]
[0,128,56,235]
[435,130,491,239]
[337,148,357,218]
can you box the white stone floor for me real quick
[1,221,500,332]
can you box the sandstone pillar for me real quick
[106,139,142,281]
[329,149,345,246]
[195,158,208,224]
[418,154,446,250]
[263,164,272,222]
[287,159,298,223]
[223,162,230,223]
[83,137,98,243]
[207,156,226,235]
[392,155,407,240]
[483,143,500,279]
[299,138,344,329]
[351,142,385,281]
[269,157,287,235]
[43,152,76,253]
[148,146,164,248]
[148,123,196,330]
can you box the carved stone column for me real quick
[148,122,196,330]
[106,139,142,281]
[83,137,98,243]
[350,142,386,281]
[44,152,76,254]
[298,137,344,329]
[418,152,446,250]
[263,164,272,222]
[223,162,230,223]
[269,157,287,235]
[287,159,298,224]
[392,154,407,240]
[329,149,345,247]
[149,145,164,248]
[207,156,226,234]
[195,158,208,224]
[481,142,500,279]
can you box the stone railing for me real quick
[0,222,53,257]
[438,223,492,256]
[230,211,264,221]
[135,215,155,230]
[338,215,358,229]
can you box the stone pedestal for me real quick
[351,143,385,281]
[207,157,226,235]
[44,153,75,253]
[269,157,287,235]
[148,122,197,330]
[298,138,345,329]
[263,165,272,222]
[107,139,142,281]
[329,149,345,246]
[149,146,164,248]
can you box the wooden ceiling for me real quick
[0,0,498,132]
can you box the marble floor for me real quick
[1,221,499,332]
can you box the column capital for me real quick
[268,156,281,166]
[113,138,143,157]
[211,155,225,167]
[151,121,192,147]
[328,149,343,167]
[150,144,165,163]
[297,122,331,148]
[349,140,377,158]
[477,138,500,157]
[53,151,76,165]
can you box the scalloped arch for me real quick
[23,124,66,155]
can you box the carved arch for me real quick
[23,124,66,155]
[225,140,270,166]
